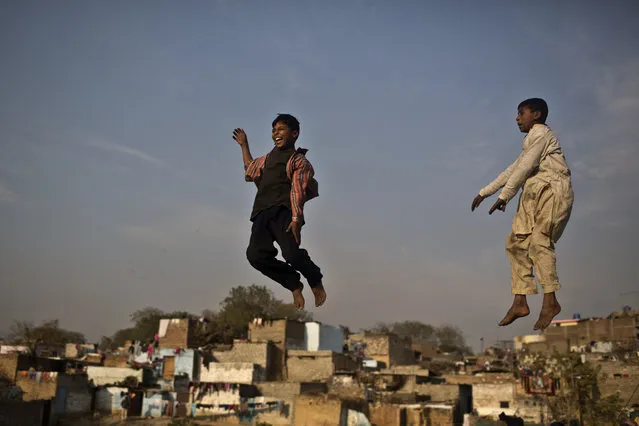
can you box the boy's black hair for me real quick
[518,98,549,123]
[272,113,300,133]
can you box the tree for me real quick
[526,352,625,425]
[214,285,312,341]
[363,321,470,354]
[435,324,471,354]
[9,319,86,355]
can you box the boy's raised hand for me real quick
[233,128,248,146]
[489,198,507,214]
[471,194,485,211]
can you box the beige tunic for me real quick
[480,124,573,239]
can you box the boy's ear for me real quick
[532,110,542,121]
[292,130,299,140]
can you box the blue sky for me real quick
[1,1,638,349]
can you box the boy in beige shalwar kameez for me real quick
[472,98,573,331]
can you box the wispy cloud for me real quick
[87,138,165,167]
[120,204,246,248]
[0,181,17,204]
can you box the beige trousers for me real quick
[506,178,572,295]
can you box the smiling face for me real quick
[272,120,298,149]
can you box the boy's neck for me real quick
[277,143,296,151]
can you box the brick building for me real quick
[348,333,415,368]
[286,350,358,382]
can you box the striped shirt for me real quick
[245,147,318,223]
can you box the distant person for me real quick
[472,98,573,330]
[120,392,132,420]
[233,114,326,310]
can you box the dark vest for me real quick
[251,147,295,219]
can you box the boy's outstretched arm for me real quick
[233,128,254,167]
[497,131,546,203]
[471,160,518,212]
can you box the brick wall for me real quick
[349,334,389,356]
[472,383,516,417]
[249,320,306,349]
[103,354,129,368]
[213,342,270,369]
[414,383,461,401]
[287,352,335,383]
[257,382,303,398]
[543,315,638,348]
[425,405,455,426]
[369,404,402,426]
[159,318,197,349]
[293,395,343,426]
[287,351,358,383]
[598,361,639,405]
[250,320,288,342]
[0,354,18,382]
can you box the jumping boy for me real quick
[471,98,573,331]
[233,114,326,310]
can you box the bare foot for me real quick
[498,295,530,326]
[292,288,305,310]
[311,284,327,307]
[534,293,561,331]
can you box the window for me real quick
[500,401,510,408]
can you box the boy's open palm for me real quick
[233,128,248,146]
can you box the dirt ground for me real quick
[57,415,241,426]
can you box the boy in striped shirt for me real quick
[233,114,326,310]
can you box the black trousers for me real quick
[246,206,323,291]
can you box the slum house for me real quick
[211,340,277,381]
[412,343,440,363]
[248,318,306,381]
[440,373,541,422]
[16,369,94,417]
[137,317,202,418]
[597,360,639,406]
[287,350,359,383]
[252,382,331,425]
[348,333,415,369]
[293,394,369,426]
[64,343,98,359]
[540,311,639,352]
